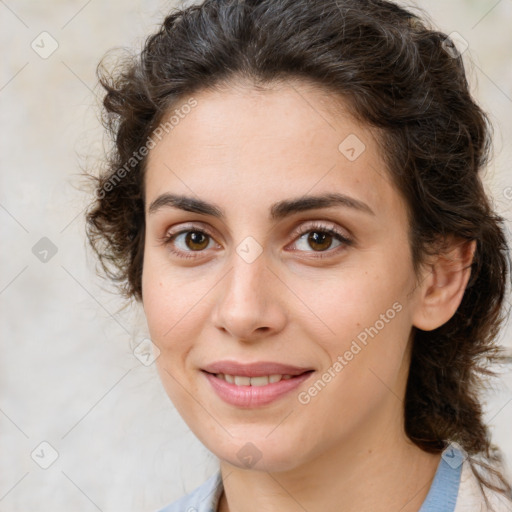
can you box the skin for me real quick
[142,79,475,512]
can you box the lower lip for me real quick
[202,371,314,408]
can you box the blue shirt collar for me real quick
[419,446,463,512]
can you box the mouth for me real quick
[201,368,315,408]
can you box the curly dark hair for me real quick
[84,0,512,503]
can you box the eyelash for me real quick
[159,221,353,260]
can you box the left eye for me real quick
[289,223,353,256]
[292,228,346,252]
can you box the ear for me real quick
[412,238,476,331]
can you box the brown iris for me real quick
[185,231,210,251]
[307,231,333,251]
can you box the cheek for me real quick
[141,269,172,342]
[305,264,409,341]
[141,249,205,343]
[294,284,411,443]
[142,260,206,412]
[303,265,413,398]
[141,256,220,408]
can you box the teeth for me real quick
[215,373,294,385]
[234,376,251,386]
[249,376,269,386]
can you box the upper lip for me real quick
[201,361,314,377]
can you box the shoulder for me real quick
[455,459,512,512]
[156,471,223,512]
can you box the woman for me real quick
[85,0,512,510]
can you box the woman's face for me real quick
[142,81,424,472]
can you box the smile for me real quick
[202,370,314,407]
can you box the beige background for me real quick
[1,1,511,510]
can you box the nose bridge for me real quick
[212,240,285,339]
[224,245,268,310]
[225,227,268,296]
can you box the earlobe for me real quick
[412,238,476,331]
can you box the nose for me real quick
[211,251,287,343]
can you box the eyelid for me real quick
[158,222,219,250]
[160,221,216,240]
[288,220,352,243]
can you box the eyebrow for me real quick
[147,192,375,220]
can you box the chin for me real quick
[204,430,308,473]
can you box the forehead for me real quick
[144,81,401,220]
